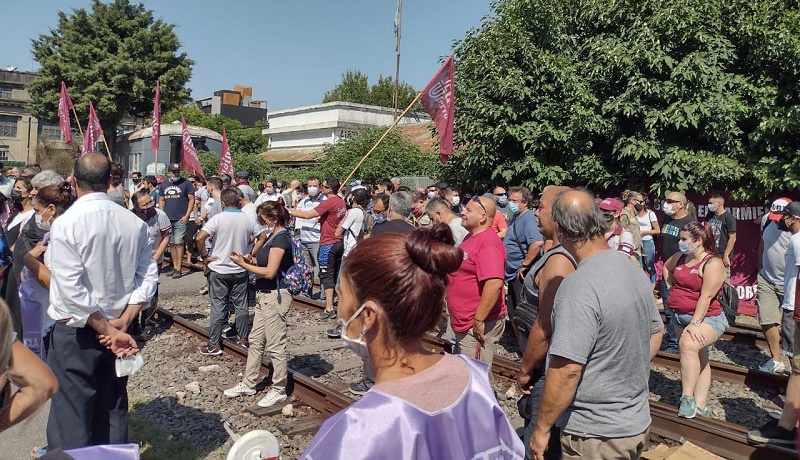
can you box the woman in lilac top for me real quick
[302,224,524,459]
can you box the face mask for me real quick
[678,241,697,254]
[265,188,274,195]
[133,178,141,184]
[497,195,508,206]
[707,203,718,213]
[264,225,276,236]
[115,354,145,377]
[779,217,791,232]
[662,202,676,216]
[340,303,369,359]
[169,176,180,183]
[308,186,319,197]
[451,196,461,207]
[10,191,22,202]
[427,191,438,200]
[138,207,156,221]
[373,213,386,225]
[411,207,422,217]
[634,204,645,212]
[602,212,616,224]
[508,202,520,215]
[346,196,353,207]
[35,209,52,231]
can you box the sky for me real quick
[1,0,494,110]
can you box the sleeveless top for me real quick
[667,254,722,316]
[521,245,576,321]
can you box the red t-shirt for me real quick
[446,228,507,333]
[491,211,507,235]
[315,195,347,245]
[667,254,722,317]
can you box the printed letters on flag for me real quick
[80,102,104,155]
[151,81,161,153]
[58,82,73,145]
[420,55,455,163]
[219,125,233,177]
[180,114,205,180]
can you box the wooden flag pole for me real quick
[342,90,423,185]
[100,132,113,160]
[70,106,85,139]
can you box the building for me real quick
[261,101,432,167]
[196,85,267,127]
[116,122,222,180]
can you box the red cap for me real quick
[599,197,623,212]
[769,198,792,221]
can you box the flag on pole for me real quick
[219,125,233,177]
[58,82,73,144]
[80,102,104,156]
[394,0,402,56]
[151,81,161,153]
[180,114,205,180]
[420,55,455,163]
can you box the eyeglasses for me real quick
[470,196,487,213]
[664,198,682,204]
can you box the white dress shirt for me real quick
[48,193,159,328]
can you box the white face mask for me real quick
[35,208,52,232]
[115,354,145,377]
[707,203,718,213]
[339,303,369,360]
[662,202,676,216]
[451,196,461,207]
[308,186,319,197]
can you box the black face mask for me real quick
[634,204,645,212]
[602,212,615,224]
[778,217,791,232]
[10,190,23,203]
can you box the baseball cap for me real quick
[236,171,250,179]
[783,201,800,219]
[598,197,623,213]
[769,197,792,221]
[168,163,180,171]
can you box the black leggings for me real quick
[319,241,344,290]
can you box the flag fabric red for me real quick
[219,125,233,177]
[151,81,160,153]
[80,102,104,156]
[420,55,455,163]
[180,114,205,180]
[58,82,73,145]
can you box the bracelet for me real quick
[691,320,701,327]
[474,319,485,324]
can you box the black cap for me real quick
[784,201,800,218]
[237,171,250,179]
[168,163,180,171]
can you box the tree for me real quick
[323,71,422,111]
[444,0,800,200]
[317,127,439,184]
[163,104,268,156]
[28,0,193,151]
[197,151,272,183]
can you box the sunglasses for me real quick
[664,198,682,204]
[494,192,508,197]
[471,196,487,213]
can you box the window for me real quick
[0,116,17,137]
[0,87,11,99]
[39,122,62,140]
[0,146,8,161]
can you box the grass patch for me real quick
[129,397,227,460]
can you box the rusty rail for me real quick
[652,351,787,393]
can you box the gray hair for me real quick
[551,190,606,242]
[508,186,533,205]
[389,191,412,218]
[32,170,64,188]
[425,197,451,215]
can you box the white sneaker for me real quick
[759,359,786,374]
[223,382,256,398]
[257,388,287,407]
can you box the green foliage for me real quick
[197,151,272,183]
[445,0,800,200]
[317,127,439,184]
[28,0,193,150]
[323,71,422,110]
[163,104,268,157]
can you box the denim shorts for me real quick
[672,312,728,338]
[170,220,187,244]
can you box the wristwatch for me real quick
[690,320,701,327]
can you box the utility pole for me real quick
[393,0,402,120]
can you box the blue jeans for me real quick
[660,280,678,350]
[521,373,562,460]
[642,239,656,283]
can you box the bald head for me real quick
[538,186,573,239]
[74,153,111,193]
[478,194,497,219]
[665,191,689,217]
[552,189,606,242]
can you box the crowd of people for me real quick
[0,155,798,458]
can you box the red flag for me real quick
[420,55,455,163]
[180,114,205,180]
[219,125,233,176]
[58,82,73,144]
[151,81,160,153]
[80,102,104,156]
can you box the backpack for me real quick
[270,230,313,302]
[719,281,740,326]
[620,209,644,258]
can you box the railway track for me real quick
[660,311,768,348]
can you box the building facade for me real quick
[262,101,431,167]
[196,85,267,127]
[0,69,60,165]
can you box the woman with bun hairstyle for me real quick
[662,221,727,419]
[301,224,524,459]
[21,182,76,357]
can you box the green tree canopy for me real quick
[197,151,272,183]
[317,127,439,184]
[443,0,800,200]
[164,104,268,157]
[28,0,193,151]
[323,71,421,111]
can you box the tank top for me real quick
[637,210,656,241]
[667,254,722,316]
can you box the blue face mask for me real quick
[373,213,386,225]
[497,195,508,206]
[508,202,520,215]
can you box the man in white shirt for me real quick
[426,197,468,247]
[46,153,158,450]
[195,188,256,354]
[295,176,326,298]
[254,178,281,206]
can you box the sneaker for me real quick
[235,338,249,349]
[748,419,797,445]
[677,395,696,419]
[162,267,175,276]
[664,345,680,355]
[198,286,209,295]
[315,309,336,320]
[223,382,256,398]
[759,359,787,374]
[696,405,709,417]
[138,326,157,342]
[172,270,184,279]
[349,379,371,396]
[327,325,342,339]
[199,344,222,356]
[257,388,287,408]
